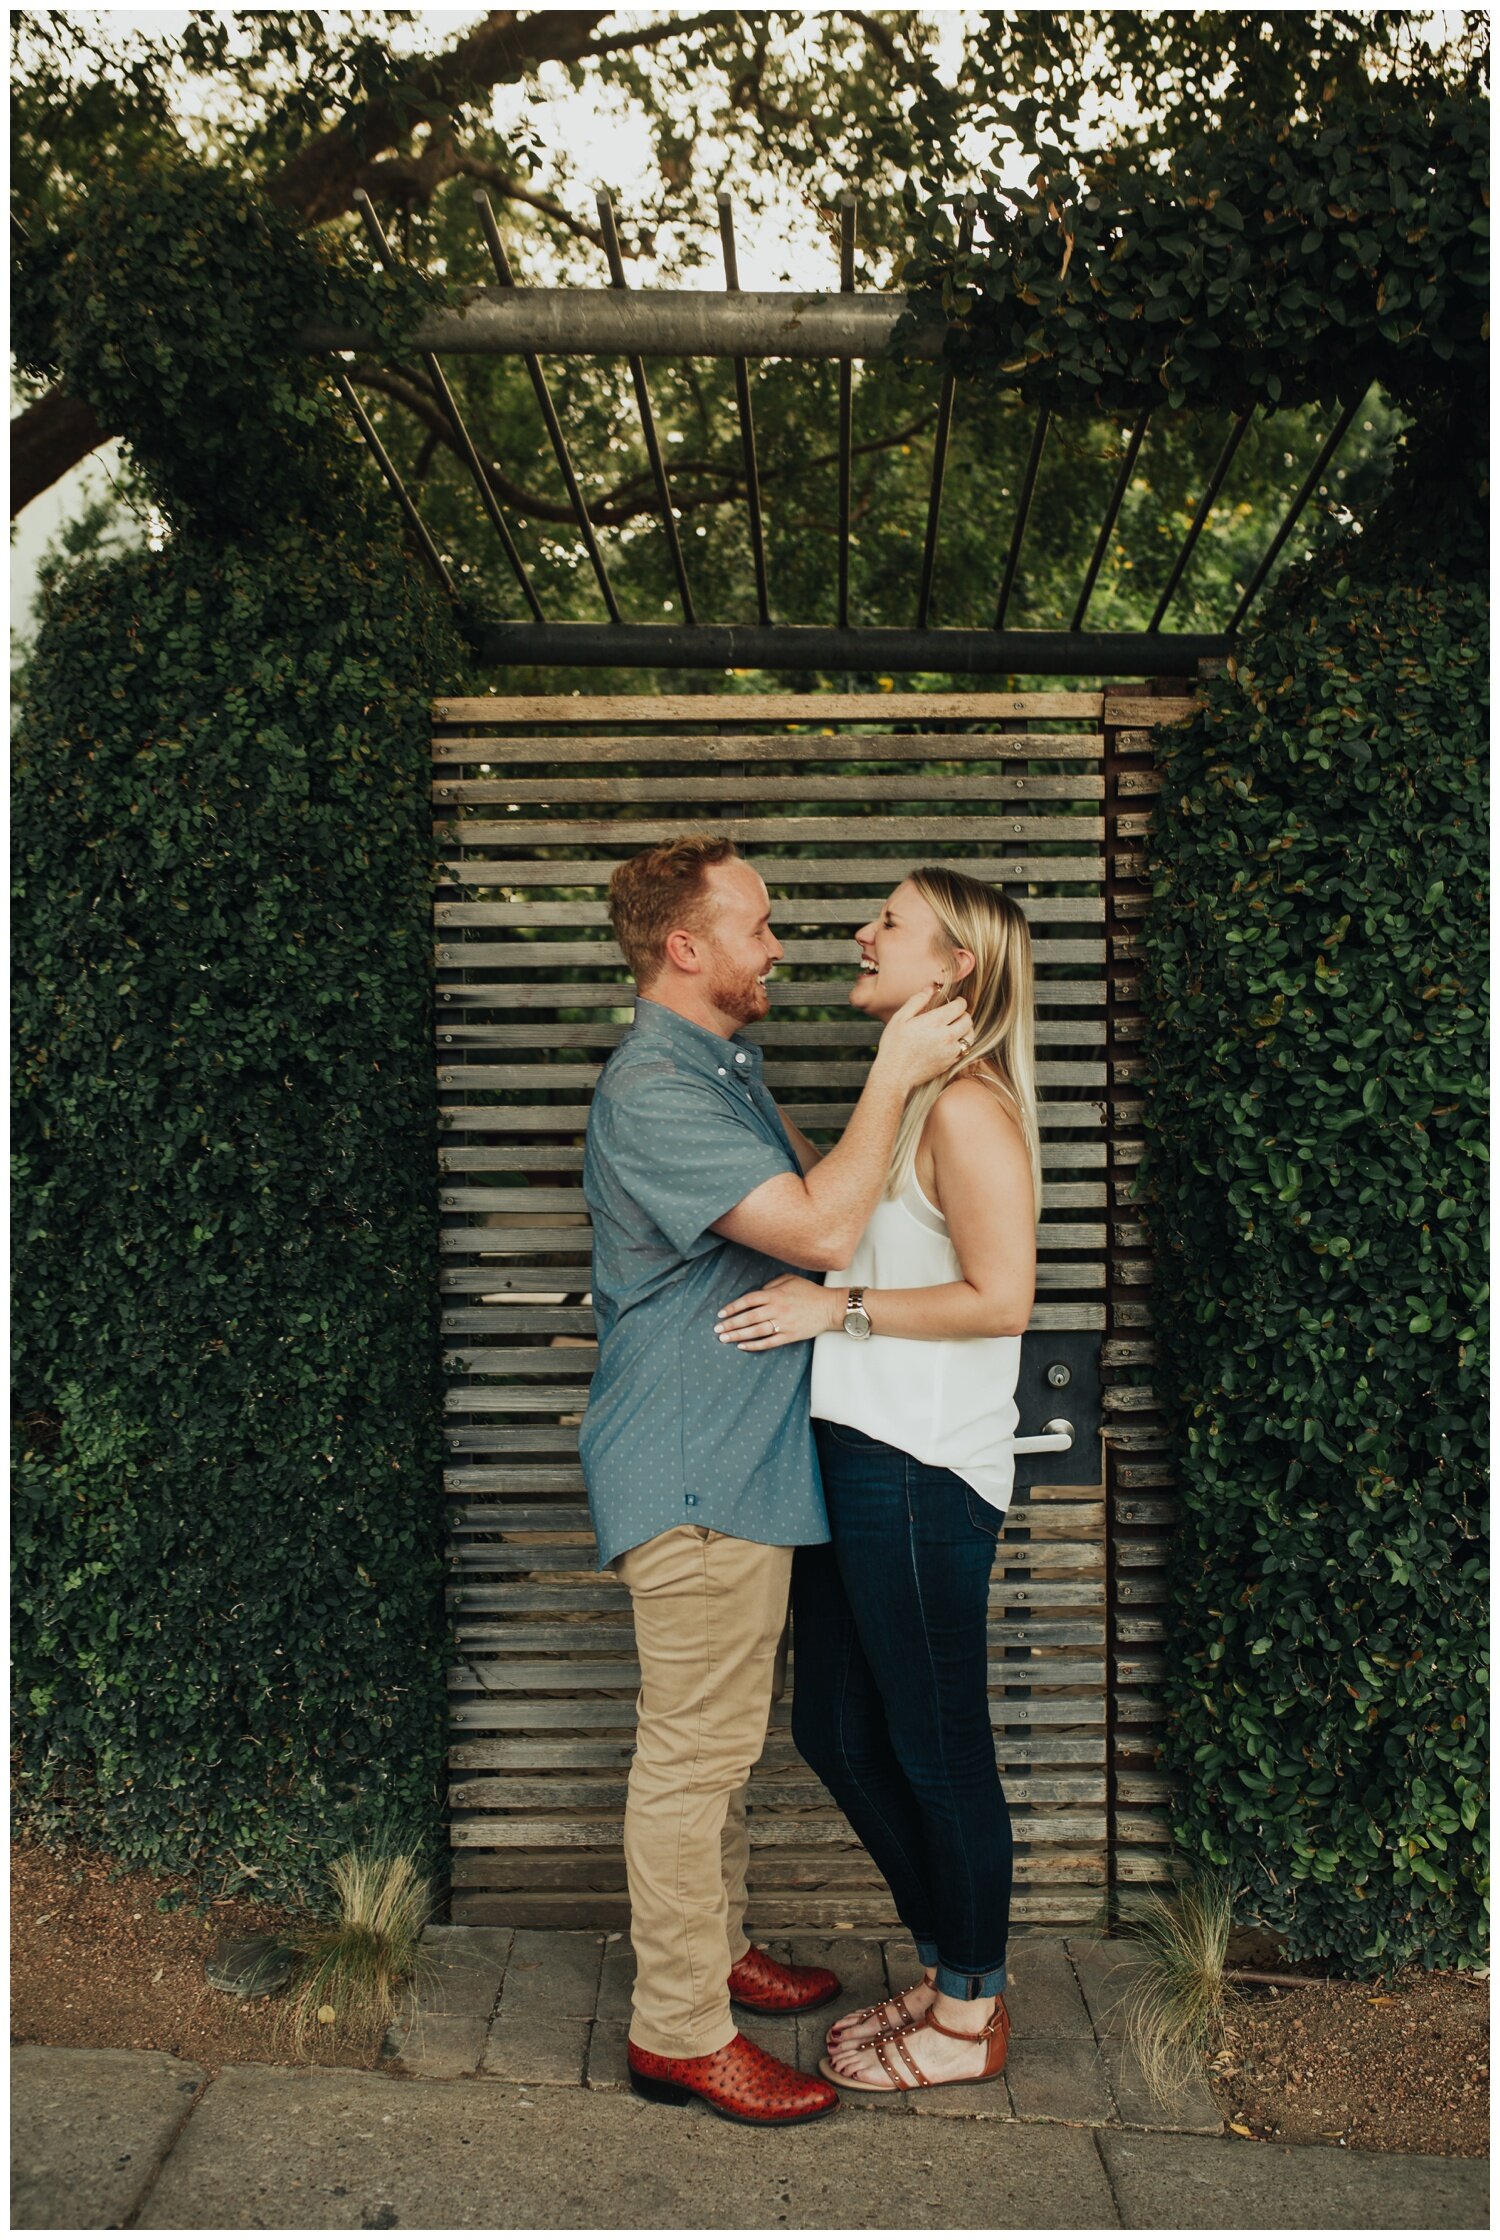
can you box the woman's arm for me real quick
[714,1079,1036,1349]
[851,1081,1035,1339]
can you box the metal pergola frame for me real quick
[302,192,1367,676]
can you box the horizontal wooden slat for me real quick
[451,1659,1104,1693]
[438,1299,1110,1335]
[445,1501,1104,1543]
[437,896,1106,927]
[435,693,1105,724]
[451,1890,1106,1928]
[438,1220,1106,1254]
[437,1263,1106,1298]
[436,977,1110,1010]
[438,1098,1106,1133]
[445,1617,1106,1651]
[434,1060,1107,1092]
[433,730,1105,764]
[445,1344,600,1371]
[436,1018,1105,1052]
[429,846,1110,882]
[1102,696,1194,727]
[434,824,1105,855]
[448,1573,1104,1609]
[450,1730,1108,1768]
[451,1811,1108,1849]
[436,938,1107,968]
[449,1696,1106,1730]
[450,1773,1106,1809]
[436,1140,1110,1173]
[432,774,1102,804]
[437,1179,1108,1215]
[443,1844,1103,1890]
[441,1460,1110,1496]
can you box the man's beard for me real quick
[707,959,769,1025]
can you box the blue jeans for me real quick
[791,1420,1013,1999]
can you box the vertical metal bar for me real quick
[595,189,697,626]
[1147,410,1252,631]
[332,369,454,595]
[993,406,1050,629]
[1071,410,1150,632]
[353,190,543,621]
[836,194,857,632]
[915,196,975,631]
[1226,390,1366,633]
[717,192,771,627]
[471,191,623,625]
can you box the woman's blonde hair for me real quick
[886,866,1043,1223]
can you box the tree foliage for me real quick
[13,6,1474,636]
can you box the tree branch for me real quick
[347,364,939,531]
[11,387,111,518]
[11,9,699,513]
[358,141,604,248]
[264,9,695,230]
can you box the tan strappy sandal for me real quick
[824,1984,927,2053]
[819,1995,1010,2094]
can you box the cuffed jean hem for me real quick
[933,1957,1008,2000]
[913,1939,940,1969]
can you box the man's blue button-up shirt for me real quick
[579,997,829,1568]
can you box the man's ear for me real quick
[662,926,703,975]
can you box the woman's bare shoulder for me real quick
[929,1073,1025,1147]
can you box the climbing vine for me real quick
[12,163,466,1898]
[896,91,1487,417]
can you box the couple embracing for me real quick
[580,835,1039,2125]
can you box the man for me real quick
[580,834,972,2126]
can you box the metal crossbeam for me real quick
[466,620,1226,674]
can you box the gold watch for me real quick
[842,1287,873,1340]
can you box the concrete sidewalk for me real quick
[11,1932,1489,2231]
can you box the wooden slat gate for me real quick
[435,688,1190,1931]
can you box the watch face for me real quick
[845,1307,872,1338]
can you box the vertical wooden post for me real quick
[1101,674,1197,1907]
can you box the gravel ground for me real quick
[1207,1967,1489,2160]
[10,1842,384,2072]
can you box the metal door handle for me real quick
[1006,1418,1074,1455]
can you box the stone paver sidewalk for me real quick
[386,1926,1221,2134]
[10,1933,1489,2230]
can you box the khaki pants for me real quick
[614,1525,792,2059]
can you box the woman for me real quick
[713,866,1039,2095]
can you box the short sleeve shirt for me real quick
[579,998,829,1567]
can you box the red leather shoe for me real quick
[728,1943,841,2016]
[628,2031,839,2126]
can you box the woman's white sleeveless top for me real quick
[810,1170,1022,1514]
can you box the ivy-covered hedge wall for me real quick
[898,90,1486,417]
[12,162,464,1897]
[1132,431,1487,1971]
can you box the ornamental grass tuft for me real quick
[280,1848,432,2056]
[1117,1877,1239,2106]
